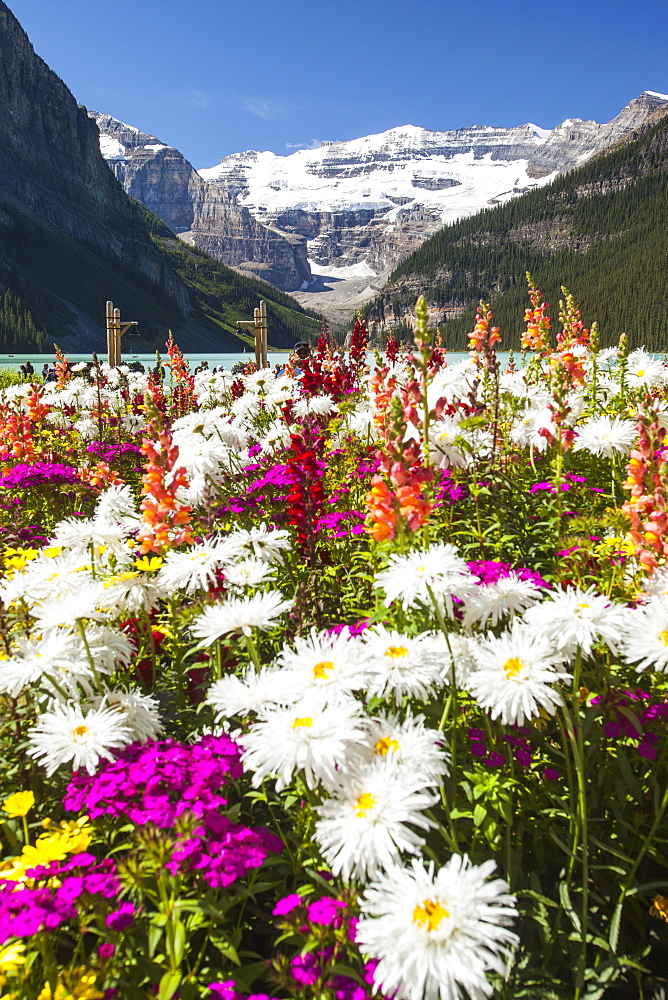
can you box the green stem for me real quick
[76,620,102,689]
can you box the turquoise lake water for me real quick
[0,351,516,371]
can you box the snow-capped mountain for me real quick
[92,91,668,299]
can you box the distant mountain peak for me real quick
[93,90,668,307]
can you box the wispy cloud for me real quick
[177,89,213,109]
[242,96,304,120]
[285,138,325,150]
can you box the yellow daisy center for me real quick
[72,726,89,739]
[504,657,525,679]
[660,630,668,646]
[413,898,449,931]
[374,737,400,755]
[313,660,334,679]
[354,792,376,817]
[384,645,409,658]
[292,717,312,729]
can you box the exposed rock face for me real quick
[90,113,311,292]
[526,91,668,176]
[0,4,187,312]
[93,91,668,306]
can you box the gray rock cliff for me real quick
[90,112,312,292]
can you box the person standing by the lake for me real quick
[280,341,312,377]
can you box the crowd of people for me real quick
[15,342,314,383]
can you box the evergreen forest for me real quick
[369,113,668,351]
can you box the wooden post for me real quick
[236,299,269,368]
[112,307,121,368]
[105,299,138,367]
[106,300,114,365]
[259,299,268,368]
[253,307,261,367]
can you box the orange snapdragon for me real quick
[136,396,193,555]
[622,405,668,573]
[522,274,551,354]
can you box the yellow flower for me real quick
[0,940,25,973]
[2,791,35,819]
[0,818,92,884]
[37,966,104,1000]
[650,894,668,922]
[3,547,38,572]
[134,555,163,572]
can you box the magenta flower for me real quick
[307,896,347,927]
[106,901,135,931]
[272,893,302,917]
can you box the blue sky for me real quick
[8,0,668,169]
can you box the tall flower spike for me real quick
[522,273,551,355]
[469,300,501,371]
[136,393,193,555]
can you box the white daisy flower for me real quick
[240,699,366,790]
[225,525,292,564]
[356,712,449,783]
[257,420,292,455]
[293,395,338,418]
[27,701,133,776]
[74,416,97,440]
[32,582,107,630]
[94,484,140,527]
[314,760,437,881]
[156,537,238,595]
[206,665,294,718]
[626,350,668,389]
[100,571,165,615]
[441,632,478,686]
[357,855,518,1000]
[428,416,467,469]
[522,586,627,658]
[361,627,448,704]
[192,591,293,645]
[51,516,129,558]
[641,567,668,600]
[273,627,368,706]
[121,413,146,434]
[461,573,544,629]
[375,544,477,615]
[0,630,93,701]
[467,623,569,726]
[620,597,668,673]
[572,416,637,458]
[88,688,162,742]
[224,557,275,591]
[84,624,135,673]
[509,406,554,453]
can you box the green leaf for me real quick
[473,803,487,827]
[158,972,182,1000]
[558,880,582,933]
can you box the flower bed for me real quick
[0,294,667,999]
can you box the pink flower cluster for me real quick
[64,737,281,889]
[595,690,668,760]
[0,852,121,944]
[271,892,388,999]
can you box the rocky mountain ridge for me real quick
[93,91,668,310]
[0,0,318,351]
[368,109,668,350]
[90,113,311,292]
